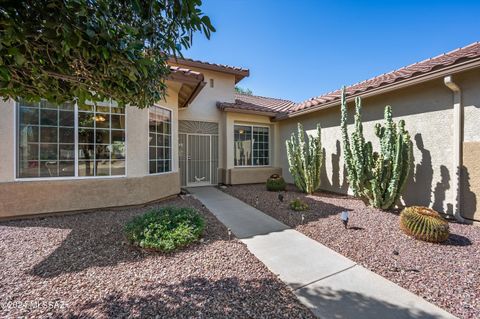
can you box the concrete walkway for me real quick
[188,186,457,319]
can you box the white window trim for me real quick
[148,104,173,175]
[13,100,128,181]
[233,123,271,168]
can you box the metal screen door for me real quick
[186,134,211,186]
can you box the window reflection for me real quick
[17,100,125,178]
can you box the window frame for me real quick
[233,123,271,168]
[148,104,173,175]
[14,100,128,181]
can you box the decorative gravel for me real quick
[0,196,314,319]
[223,184,480,319]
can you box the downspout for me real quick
[444,76,466,223]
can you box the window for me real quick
[16,100,126,179]
[149,106,172,174]
[234,125,269,166]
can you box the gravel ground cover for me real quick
[223,184,480,319]
[0,196,314,319]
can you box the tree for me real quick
[234,86,252,95]
[0,0,215,108]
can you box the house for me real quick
[0,42,479,222]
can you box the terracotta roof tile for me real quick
[169,57,249,83]
[217,93,295,116]
[169,66,204,81]
[289,42,480,114]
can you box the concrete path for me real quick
[188,187,457,319]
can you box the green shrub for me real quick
[266,174,286,191]
[124,207,205,252]
[400,206,449,243]
[289,198,309,211]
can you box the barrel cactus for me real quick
[286,123,322,194]
[266,174,286,191]
[400,206,450,243]
[340,87,413,209]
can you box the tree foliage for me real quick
[234,86,252,95]
[0,0,215,108]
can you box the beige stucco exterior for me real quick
[0,173,179,218]
[278,69,480,220]
[222,111,282,184]
[0,84,182,218]
[0,60,478,220]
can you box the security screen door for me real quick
[186,134,211,186]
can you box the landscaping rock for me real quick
[0,197,314,319]
[223,184,480,319]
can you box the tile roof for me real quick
[169,65,204,81]
[217,93,295,116]
[169,57,249,83]
[218,41,480,119]
[287,41,480,115]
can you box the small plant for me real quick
[286,123,323,194]
[400,206,449,243]
[124,207,205,252]
[266,174,286,191]
[289,198,309,211]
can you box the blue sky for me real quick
[185,0,480,102]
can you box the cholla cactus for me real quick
[341,87,413,209]
[286,123,322,194]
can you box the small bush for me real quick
[289,198,309,211]
[400,206,449,243]
[124,207,205,252]
[266,174,286,191]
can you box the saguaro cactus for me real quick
[341,87,413,209]
[286,123,323,194]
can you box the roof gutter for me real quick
[275,58,480,121]
[444,75,467,223]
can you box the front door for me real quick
[186,134,211,186]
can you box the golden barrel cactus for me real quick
[400,206,450,243]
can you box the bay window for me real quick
[16,100,126,179]
[234,124,270,166]
[149,105,172,174]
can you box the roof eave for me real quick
[169,57,250,83]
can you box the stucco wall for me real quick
[227,167,282,185]
[0,99,14,182]
[279,73,480,215]
[0,86,181,218]
[0,173,180,218]
[174,67,236,172]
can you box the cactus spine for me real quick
[286,123,323,194]
[341,87,413,209]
